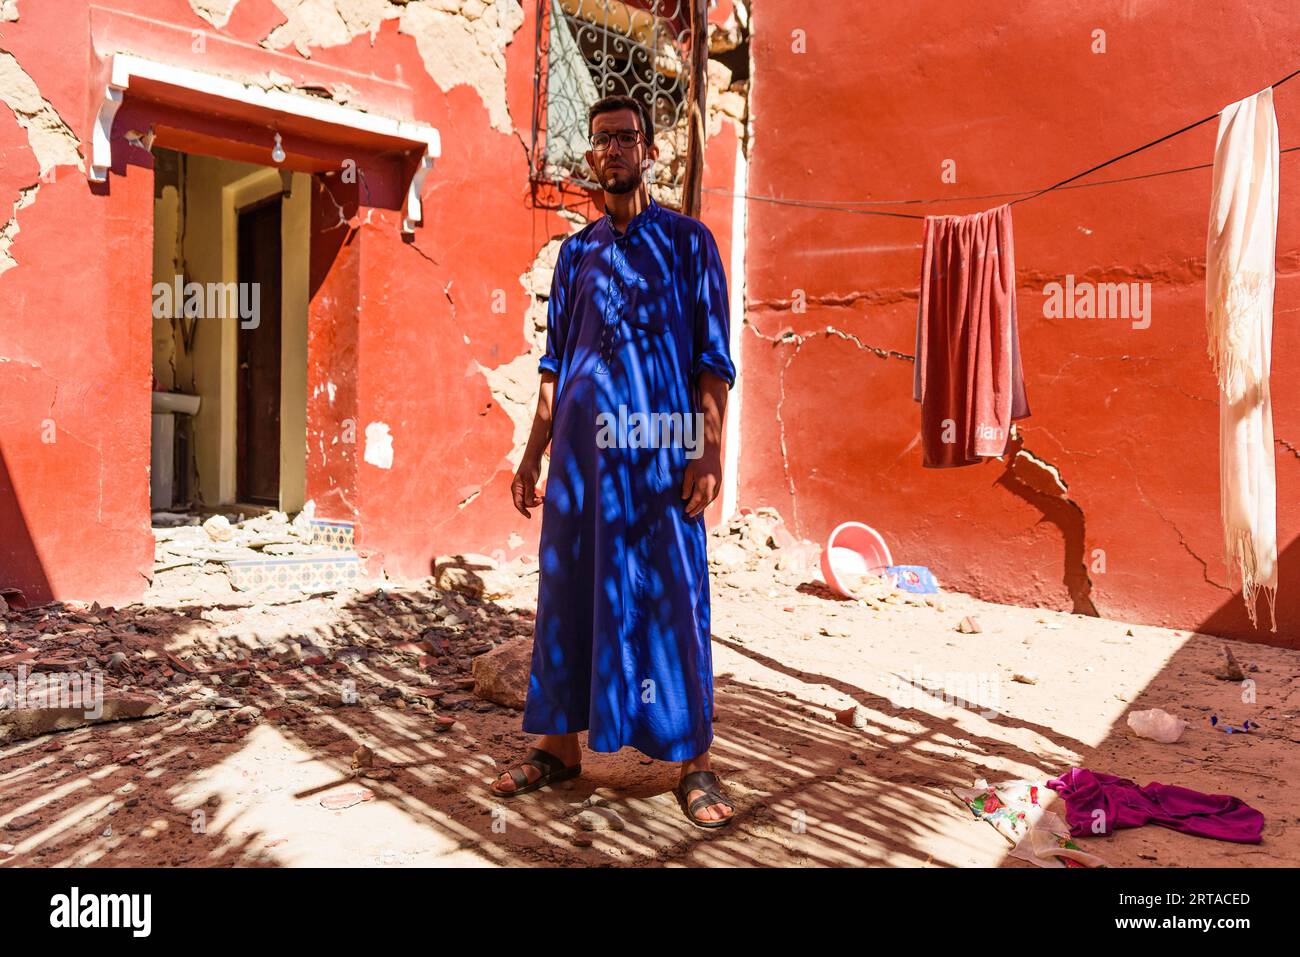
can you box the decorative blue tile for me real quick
[308,520,356,551]
[226,554,364,593]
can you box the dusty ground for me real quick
[1,510,1296,868]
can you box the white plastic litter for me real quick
[1126,708,1189,743]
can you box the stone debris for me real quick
[471,638,531,710]
[1214,644,1246,682]
[0,564,535,747]
[708,507,820,579]
[834,705,868,729]
[574,807,625,832]
[153,510,324,573]
[956,616,982,634]
[320,787,374,811]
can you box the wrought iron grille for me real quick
[531,0,693,209]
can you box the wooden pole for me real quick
[681,0,707,219]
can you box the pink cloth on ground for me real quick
[913,204,1029,467]
[1046,768,1264,844]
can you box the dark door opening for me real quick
[237,199,282,506]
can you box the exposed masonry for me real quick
[1,1,17,24]
[996,434,1099,616]
[188,0,239,29]
[0,48,83,275]
[0,184,35,276]
[262,0,524,134]
[473,233,568,478]
[0,51,85,173]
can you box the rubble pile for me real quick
[0,552,541,745]
[707,506,820,574]
[153,509,322,570]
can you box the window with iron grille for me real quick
[531,0,695,210]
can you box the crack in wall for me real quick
[1129,476,1233,593]
[747,321,915,534]
[996,433,1099,616]
[751,288,919,312]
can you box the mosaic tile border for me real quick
[225,554,363,593]
[308,520,356,552]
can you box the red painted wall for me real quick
[0,0,743,602]
[743,0,1300,645]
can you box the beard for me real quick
[600,163,642,194]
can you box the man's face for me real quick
[586,108,657,195]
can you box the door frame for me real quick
[216,167,309,511]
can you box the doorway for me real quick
[150,149,310,514]
[237,198,283,505]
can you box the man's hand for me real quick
[681,448,722,518]
[512,457,544,518]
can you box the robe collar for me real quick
[602,196,660,240]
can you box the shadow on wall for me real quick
[1197,535,1299,647]
[0,447,51,607]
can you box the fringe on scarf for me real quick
[1207,267,1270,402]
[1226,526,1278,632]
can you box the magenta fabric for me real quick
[1046,768,1263,844]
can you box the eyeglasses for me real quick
[590,129,645,151]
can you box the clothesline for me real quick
[701,66,1300,221]
[706,146,1300,214]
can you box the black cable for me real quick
[1010,66,1300,205]
[707,67,1300,219]
[706,145,1300,216]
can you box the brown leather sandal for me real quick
[490,747,581,798]
[675,769,736,828]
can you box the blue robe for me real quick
[523,197,736,762]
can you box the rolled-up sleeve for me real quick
[539,240,572,376]
[691,224,737,388]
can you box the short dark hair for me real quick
[587,94,653,141]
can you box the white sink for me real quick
[152,391,201,415]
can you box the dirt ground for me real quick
[1,511,1296,868]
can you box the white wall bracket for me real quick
[89,53,441,235]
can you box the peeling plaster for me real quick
[0,51,85,173]
[264,0,396,53]
[397,0,524,134]
[475,234,567,469]
[0,183,36,276]
[363,421,394,468]
[0,2,17,24]
[262,0,524,134]
[188,0,240,29]
[997,434,1099,616]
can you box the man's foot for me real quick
[491,734,582,795]
[678,753,735,825]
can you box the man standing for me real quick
[491,95,737,827]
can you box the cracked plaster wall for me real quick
[740,0,1300,644]
[0,0,748,602]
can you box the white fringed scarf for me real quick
[1206,88,1279,630]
